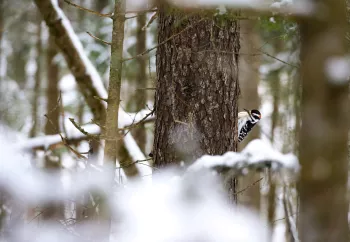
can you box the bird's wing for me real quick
[238,112,249,134]
[238,111,249,119]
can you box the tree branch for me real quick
[123,18,207,62]
[63,0,113,18]
[87,32,111,45]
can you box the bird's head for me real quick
[251,109,261,121]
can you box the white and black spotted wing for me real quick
[237,110,261,142]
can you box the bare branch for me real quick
[142,12,157,30]
[87,32,111,45]
[123,18,207,62]
[63,0,113,18]
[69,118,99,139]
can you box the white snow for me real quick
[326,56,350,85]
[188,139,299,173]
[18,109,153,151]
[113,171,269,242]
[0,132,270,242]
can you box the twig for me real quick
[58,133,87,160]
[93,95,108,102]
[126,15,138,20]
[123,109,155,130]
[123,18,207,62]
[87,32,111,45]
[259,50,299,68]
[44,114,87,160]
[234,178,263,195]
[116,158,156,170]
[64,0,113,18]
[69,118,99,139]
[122,8,157,15]
[142,12,158,30]
[136,87,156,90]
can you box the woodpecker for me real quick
[238,109,261,142]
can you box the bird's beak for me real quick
[259,114,261,119]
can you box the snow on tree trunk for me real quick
[153,6,240,168]
[298,0,349,241]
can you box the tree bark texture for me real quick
[34,0,106,124]
[298,1,349,241]
[237,19,261,210]
[153,7,240,168]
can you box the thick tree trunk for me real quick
[237,19,261,210]
[153,7,240,168]
[298,1,349,241]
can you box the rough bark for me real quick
[153,7,240,168]
[33,0,106,123]
[298,1,349,241]
[237,19,261,210]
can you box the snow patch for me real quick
[325,56,350,85]
[188,139,299,173]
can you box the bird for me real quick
[238,109,261,142]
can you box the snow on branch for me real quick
[188,139,299,176]
[18,109,154,151]
[34,0,152,174]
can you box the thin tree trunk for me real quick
[42,34,64,221]
[298,1,349,241]
[237,19,261,210]
[131,13,147,153]
[45,35,60,138]
[103,0,129,173]
[30,21,42,138]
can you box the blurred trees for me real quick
[298,0,349,241]
[0,0,348,241]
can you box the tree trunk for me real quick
[30,20,42,138]
[42,34,64,220]
[45,35,60,138]
[237,19,261,210]
[298,1,349,241]
[131,13,147,153]
[103,0,127,169]
[153,6,240,170]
